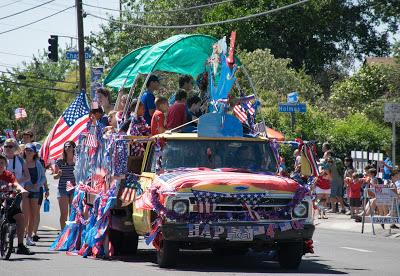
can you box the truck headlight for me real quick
[293,202,308,218]
[172,200,189,215]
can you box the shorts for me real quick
[38,187,44,206]
[6,206,22,223]
[330,183,343,197]
[316,187,331,195]
[28,191,41,199]
[57,188,74,198]
[350,198,361,207]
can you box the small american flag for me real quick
[66,181,75,192]
[85,133,98,148]
[233,102,255,124]
[15,108,27,120]
[39,91,90,166]
[242,202,261,221]
[120,186,135,204]
[197,200,215,214]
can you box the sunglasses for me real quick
[4,145,14,149]
[64,145,74,149]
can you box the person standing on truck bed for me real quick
[167,90,188,130]
[141,75,161,125]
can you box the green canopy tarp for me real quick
[103,45,151,89]
[103,34,218,89]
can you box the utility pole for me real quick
[392,121,396,166]
[76,0,86,93]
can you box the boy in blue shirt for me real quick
[141,75,161,125]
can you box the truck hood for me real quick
[153,168,299,194]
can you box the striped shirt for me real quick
[55,159,75,191]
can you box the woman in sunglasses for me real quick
[53,141,76,230]
[23,143,47,246]
[3,139,30,184]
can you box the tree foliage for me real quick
[0,51,76,140]
[329,64,400,120]
[89,0,400,81]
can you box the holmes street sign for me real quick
[278,103,307,113]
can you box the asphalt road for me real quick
[1,174,399,276]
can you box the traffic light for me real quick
[48,35,58,62]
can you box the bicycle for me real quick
[0,193,22,260]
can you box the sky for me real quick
[0,0,120,70]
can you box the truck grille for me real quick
[188,197,293,221]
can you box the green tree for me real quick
[90,0,399,81]
[0,51,77,140]
[329,64,400,120]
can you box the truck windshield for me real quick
[148,139,277,173]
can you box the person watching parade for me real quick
[0,154,34,255]
[22,143,47,246]
[54,141,76,230]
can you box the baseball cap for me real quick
[4,138,17,147]
[25,143,37,153]
[146,75,162,85]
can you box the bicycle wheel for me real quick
[0,223,14,260]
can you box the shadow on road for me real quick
[109,249,360,274]
[8,257,50,262]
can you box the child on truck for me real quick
[151,97,168,135]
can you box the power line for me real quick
[0,0,55,21]
[86,0,310,29]
[0,50,32,58]
[0,6,75,35]
[0,22,76,36]
[0,70,77,84]
[0,0,23,9]
[0,79,78,94]
[82,0,234,14]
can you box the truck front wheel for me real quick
[277,242,303,269]
[157,240,179,268]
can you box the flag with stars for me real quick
[40,91,90,165]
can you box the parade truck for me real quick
[51,33,315,270]
[122,117,315,269]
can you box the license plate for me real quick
[226,226,254,241]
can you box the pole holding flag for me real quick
[39,90,90,165]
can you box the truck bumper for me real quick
[161,222,315,243]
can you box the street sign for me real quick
[66,50,92,60]
[278,103,306,113]
[384,102,400,122]
[287,91,299,103]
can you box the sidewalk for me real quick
[314,212,400,238]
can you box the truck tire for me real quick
[277,242,303,269]
[157,240,179,268]
[211,246,248,256]
[109,229,138,256]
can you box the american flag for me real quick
[197,200,215,214]
[15,108,27,120]
[40,91,90,165]
[241,202,260,221]
[120,185,136,204]
[85,133,98,148]
[66,181,75,192]
[233,102,255,124]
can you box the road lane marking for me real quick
[340,247,373,253]
[42,225,59,231]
